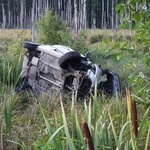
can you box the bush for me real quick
[37,10,71,45]
[67,31,88,54]
[115,1,150,107]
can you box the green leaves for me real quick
[103,38,110,44]
[132,12,142,22]
[116,51,124,60]
[114,0,150,108]
[37,10,70,45]
[4,91,15,133]
[115,3,124,11]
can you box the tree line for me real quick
[0,0,149,33]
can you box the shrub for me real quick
[115,0,150,107]
[37,10,70,45]
[67,32,88,54]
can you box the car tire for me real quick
[58,51,81,69]
[23,41,41,51]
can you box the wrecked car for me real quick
[16,41,121,99]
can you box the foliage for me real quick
[36,10,88,53]
[20,91,149,149]
[0,30,29,134]
[67,30,89,54]
[0,30,27,86]
[36,10,70,45]
[0,52,22,134]
[113,0,150,106]
[0,65,19,136]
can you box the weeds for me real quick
[4,92,14,133]
[28,90,149,150]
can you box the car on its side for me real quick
[16,41,121,99]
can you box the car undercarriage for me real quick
[16,41,121,99]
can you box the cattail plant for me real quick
[131,100,138,138]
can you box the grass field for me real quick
[0,29,31,39]
[0,29,149,149]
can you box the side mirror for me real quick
[84,51,92,59]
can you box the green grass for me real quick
[0,29,150,149]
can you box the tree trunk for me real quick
[31,0,36,41]
[136,2,138,11]
[13,0,16,28]
[66,0,72,26]
[111,0,114,36]
[115,0,118,30]
[2,3,6,32]
[91,0,96,31]
[46,0,49,10]
[58,0,61,16]
[7,0,10,28]
[17,15,19,29]
[8,11,11,29]
[83,0,87,29]
[35,0,38,23]
[24,0,27,28]
[107,0,109,28]
[20,0,24,29]
[101,0,104,28]
[74,0,78,35]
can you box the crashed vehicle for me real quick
[16,41,121,99]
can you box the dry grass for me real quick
[85,29,134,45]
[0,29,31,40]
[0,28,133,48]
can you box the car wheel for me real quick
[23,41,41,50]
[58,51,81,69]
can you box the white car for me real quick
[16,41,121,99]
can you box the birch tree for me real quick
[2,3,6,32]
[66,0,72,25]
[107,0,109,28]
[31,0,35,41]
[101,0,104,28]
[136,2,138,11]
[24,0,27,28]
[20,0,24,29]
[7,0,10,28]
[115,0,118,30]
[112,0,114,36]
[83,0,87,29]
[13,0,16,28]
[91,0,96,31]
[74,0,78,35]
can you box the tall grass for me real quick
[4,92,14,133]
[28,89,149,150]
[1,54,23,133]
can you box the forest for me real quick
[1,0,149,32]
